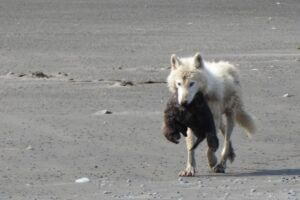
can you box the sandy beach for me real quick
[0,0,300,199]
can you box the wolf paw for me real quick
[213,164,225,173]
[178,166,196,177]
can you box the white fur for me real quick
[168,53,256,176]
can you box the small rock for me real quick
[120,80,134,86]
[18,73,26,77]
[251,189,256,193]
[94,110,113,115]
[32,71,50,78]
[6,72,14,76]
[127,179,132,183]
[26,145,33,150]
[252,68,258,71]
[58,72,68,76]
[288,190,296,196]
[75,177,90,183]
[233,179,240,183]
[276,2,280,5]
[178,177,183,182]
[103,110,112,114]
[183,180,189,184]
[103,191,111,195]
[282,93,293,98]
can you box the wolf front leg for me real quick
[179,128,197,176]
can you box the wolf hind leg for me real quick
[206,116,222,170]
[214,112,235,173]
[220,118,236,163]
[179,128,197,176]
[207,147,218,168]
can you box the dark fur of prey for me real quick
[162,92,219,151]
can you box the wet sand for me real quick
[0,0,300,199]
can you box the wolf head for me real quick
[167,53,208,105]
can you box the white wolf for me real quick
[167,53,256,176]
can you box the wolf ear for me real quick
[194,52,204,69]
[170,54,180,70]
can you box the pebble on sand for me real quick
[282,93,293,98]
[6,72,15,76]
[120,80,134,86]
[31,71,50,78]
[288,190,296,196]
[75,177,90,183]
[26,145,33,150]
[94,110,113,115]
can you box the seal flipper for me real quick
[190,134,206,151]
[206,134,219,152]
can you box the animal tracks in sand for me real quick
[2,71,69,81]
[1,71,166,88]
[93,110,161,116]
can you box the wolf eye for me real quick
[177,82,181,86]
[189,82,195,87]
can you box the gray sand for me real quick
[0,0,300,199]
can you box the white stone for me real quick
[283,93,292,98]
[75,177,90,183]
[26,145,33,150]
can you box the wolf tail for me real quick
[235,106,256,138]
